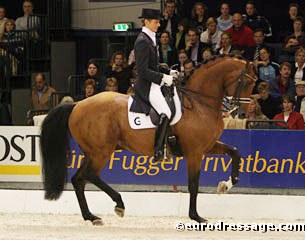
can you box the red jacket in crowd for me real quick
[273,111,305,130]
[226,25,255,48]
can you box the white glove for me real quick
[162,74,173,86]
[170,70,179,78]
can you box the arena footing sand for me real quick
[0,213,305,240]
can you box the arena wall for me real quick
[71,0,161,29]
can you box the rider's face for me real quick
[145,19,160,33]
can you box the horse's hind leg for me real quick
[71,158,103,225]
[83,160,125,218]
[207,141,240,194]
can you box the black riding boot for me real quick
[154,113,170,162]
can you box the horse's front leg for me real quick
[186,153,208,223]
[207,141,240,194]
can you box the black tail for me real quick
[40,103,75,200]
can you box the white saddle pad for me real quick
[128,93,182,130]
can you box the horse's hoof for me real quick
[115,207,125,217]
[190,215,208,223]
[92,219,104,226]
[198,217,208,223]
[217,181,227,194]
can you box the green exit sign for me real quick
[113,22,133,31]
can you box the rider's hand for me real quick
[162,74,173,86]
[170,70,179,79]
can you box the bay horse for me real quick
[40,56,257,225]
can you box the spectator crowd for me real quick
[1,0,305,129]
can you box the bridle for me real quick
[175,63,257,112]
[223,66,257,109]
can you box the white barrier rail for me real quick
[1,190,305,221]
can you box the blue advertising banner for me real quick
[67,130,305,188]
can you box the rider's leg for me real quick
[149,83,172,161]
[153,113,170,161]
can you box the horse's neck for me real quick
[185,62,227,111]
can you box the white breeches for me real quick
[149,82,175,119]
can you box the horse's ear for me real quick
[247,61,258,81]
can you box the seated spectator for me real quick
[1,19,23,76]
[2,19,25,45]
[31,73,56,110]
[226,13,255,52]
[158,31,178,67]
[2,19,16,41]
[284,17,305,50]
[191,2,208,34]
[84,79,95,98]
[182,59,195,83]
[222,110,247,129]
[242,1,272,38]
[254,47,279,88]
[104,51,131,94]
[295,80,305,120]
[280,36,300,63]
[61,96,74,104]
[0,6,7,41]
[200,17,222,51]
[217,3,232,31]
[273,94,305,129]
[3,19,26,46]
[269,62,296,97]
[15,0,40,33]
[81,59,105,92]
[291,47,305,83]
[244,29,275,61]
[77,79,96,100]
[246,96,268,128]
[202,47,214,62]
[33,96,74,126]
[105,77,118,92]
[185,28,208,65]
[175,18,190,51]
[159,0,179,39]
[171,49,188,73]
[216,32,237,55]
[280,3,299,41]
[255,82,282,119]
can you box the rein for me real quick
[176,84,221,112]
[175,65,256,112]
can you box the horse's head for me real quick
[224,59,257,106]
[178,56,257,113]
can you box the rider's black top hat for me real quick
[139,8,161,20]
